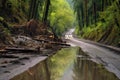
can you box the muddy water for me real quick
[11,47,119,80]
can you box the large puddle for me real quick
[11,47,119,80]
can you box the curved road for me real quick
[65,29,120,79]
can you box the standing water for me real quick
[11,47,119,80]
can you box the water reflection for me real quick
[72,48,119,80]
[73,57,118,80]
[11,61,49,80]
[11,47,119,80]
[47,47,78,80]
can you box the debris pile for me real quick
[0,19,70,54]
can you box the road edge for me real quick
[73,36,120,54]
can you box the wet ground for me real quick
[11,47,119,80]
[66,29,120,79]
[0,35,62,80]
[0,53,47,80]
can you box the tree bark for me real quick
[101,0,104,11]
[42,0,50,23]
[93,1,97,26]
[81,4,84,27]
[1,0,7,9]
[84,0,88,26]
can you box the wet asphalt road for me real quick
[65,29,120,79]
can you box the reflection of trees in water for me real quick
[11,47,119,80]
[47,47,78,80]
[11,61,50,80]
[11,47,78,80]
[72,48,119,80]
[72,47,88,80]
[44,59,50,80]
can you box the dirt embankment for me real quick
[0,19,70,79]
[0,19,70,67]
[0,19,68,48]
[82,26,120,47]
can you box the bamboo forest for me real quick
[0,0,120,80]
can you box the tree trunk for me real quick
[32,0,37,19]
[93,1,97,26]
[28,0,34,20]
[101,0,104,11]
[1,0,7,9]
[28,0,39,20]
[77,9,81,30]
[81,4,84,27]
[84,0,88,26]
[42,0,50,24]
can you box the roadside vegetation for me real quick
[0,0,75,45]
[0,0,74,72]
[1,0,119,47]
[73,0,120,47]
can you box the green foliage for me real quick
[47,47,78,80]
[49,0,75,36]
[66,0,74,8]
[0,0,75,38]
[0,23,13,44]
[0,16,4,21]
[74,25,80,35]
[74,0,120,46]
[0,0,29,24]
[8,0,29,14]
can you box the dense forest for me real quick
[73,0,120,47]
[0,0,75,45]
[0,1,120,80]
[0,0,120,80]
[0,0,120,47]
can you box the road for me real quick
[65,29,120,79]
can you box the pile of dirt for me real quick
[12,19,52,37]
[0,19,69,52]
[11,19,55,48]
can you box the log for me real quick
[5,47,37,53]
[33,39,50,43]
[50,42,70,46]
[0,50,8,53]
[0,55,19,58]
[33,39,70,46]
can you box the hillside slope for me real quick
[75,0,120,47]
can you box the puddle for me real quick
[11,47,119,80]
